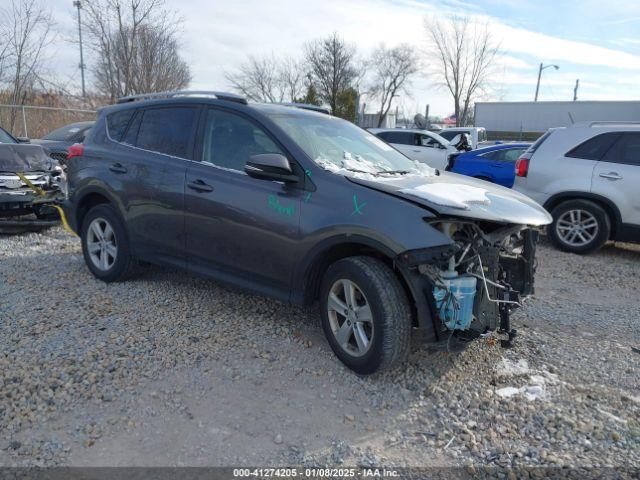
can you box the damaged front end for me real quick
[0,144,66,232]
[401,220,540,351]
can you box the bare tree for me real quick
[425,16,500,126]
[225,54,305,103]
[369,44,418,127]
[83,0,190,102]
[0,0,54,131]
[304,33,360,113]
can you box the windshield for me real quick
[268,113,431,176]
[0,128,16,144]
[43,124,89,141]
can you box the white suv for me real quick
[514,122,640,253]
[369,128,457,170]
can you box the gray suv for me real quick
[64,91,551,374]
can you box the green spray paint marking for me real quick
[351,194,366,215]
[304,192,312,203]
[268,195,295,217]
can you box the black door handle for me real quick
[109,163,127,174]
[187,179,214,192]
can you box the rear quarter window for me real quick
[565,132,621,160]
[107,109,136,142]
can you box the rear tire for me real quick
[80,204,138,282]
[548,199,610,254]
[319,256,412,375]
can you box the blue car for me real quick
[446,143,530,188]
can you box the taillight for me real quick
[67,143,84,160]
[515,157,529,177]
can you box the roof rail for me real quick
[277,102,331,114]
[116,90,248,105]
[573,120,640,128]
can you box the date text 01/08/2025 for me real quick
[232,467,399,477]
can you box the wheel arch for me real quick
[543,191,621,239]
[294,235,419,326]
[75,187,123,234]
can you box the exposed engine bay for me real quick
[420,220,538,349]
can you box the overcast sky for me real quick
[47,0,640,117]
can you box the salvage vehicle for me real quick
[32,121,95,164]
[63,91,552,374]
[0,143,65,233]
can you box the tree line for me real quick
[0,0,500,129]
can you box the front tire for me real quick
[319,256,412,375]
[548,199,610,254]
[80,204,138,282]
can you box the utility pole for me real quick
[573,79,579,101]
[534,63,559,101]
[73,1,86,99]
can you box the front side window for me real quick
[603,132,640,166]
[419,134,440,148]
[268,112,423,174]
[135,107,198,158]
[566,132,620,160]
[202,109,284,170]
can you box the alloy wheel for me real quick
[86,217,118,271]
[555,209,599,247]
[327,279,374,357]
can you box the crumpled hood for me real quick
[0,144,55,173]
[348,171,552,226]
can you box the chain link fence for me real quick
[0,104,97,139]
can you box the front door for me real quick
[185,108,303,300]
[592,132,640,226]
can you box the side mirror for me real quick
[16,137,30,143]
[245,154,299,183]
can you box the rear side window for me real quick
[379,131,414,145]
[603,132,640,165]
[135,107,198,158]
[107,110,135,142]
[566,132,620,160]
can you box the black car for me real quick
[32,121,94,163]
[64,91,551,374]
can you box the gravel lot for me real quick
[1,227,638,472]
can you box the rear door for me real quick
[184,107,303,300]
[118,105,198,265]
[377,131,419,160]
[592,132,640,225]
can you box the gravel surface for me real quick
[1,227,638,471]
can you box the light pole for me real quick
[534,63,559,101]
[73,0,86,99]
